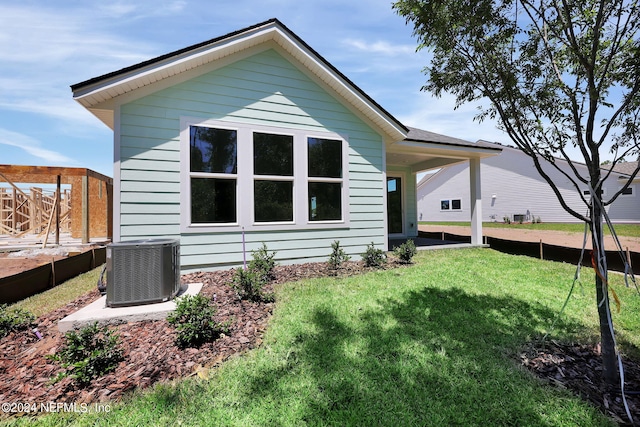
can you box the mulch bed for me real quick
[1,259,638,425]
[0,261,371,418]
[521,341,640,425]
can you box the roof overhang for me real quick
[71,19,407,143]
[387,131,502,174]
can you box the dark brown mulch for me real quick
[0,260,381,416]
[520,341,640,425]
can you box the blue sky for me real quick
[0,0,514,178]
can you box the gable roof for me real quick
[71,18,407,143]
[609,161,639,176]
[476,139,639,179]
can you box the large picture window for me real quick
[253,132,294,222]
[189,126,237,223]
[181,119,349,231]
[308,137,343,221]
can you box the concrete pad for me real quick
[58,283,203,332]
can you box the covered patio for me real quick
[385,127,501,249]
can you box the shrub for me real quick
[328,240,351,270]
[0,304,35,338]
[393,240,417,264]
[167,294,231,349]
[503,216,511,224]
[230,267,273,302]
[48,322,123,386]
[361,242,386,268]
[249,242,277,282]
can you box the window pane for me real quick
[308,182,342,221]
[308,138,342,178]
[190,126,237,174]
[254,133,293,176]
[254,181,293,222]
[441,200,450,210]
[191,178,236,223]
[452,199,461,210]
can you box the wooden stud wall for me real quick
[0,165,113,243]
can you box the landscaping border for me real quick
[419,231,640,275]
[0,247,106,304]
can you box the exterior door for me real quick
[387,176,403,235]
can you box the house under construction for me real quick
[0,165,113,246]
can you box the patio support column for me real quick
[469,157,482,245]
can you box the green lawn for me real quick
[6,249,639,426]
[8,266,102,317]
[421,221,640,238]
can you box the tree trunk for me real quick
[591,202,618,387]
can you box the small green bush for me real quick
[0,304,35,338]
[48,322,123,387]
[503,216,511,224]
[167,294,231,349]
[231,268,273,302]
[361,242,386,268]
[393,240,417,264]
[249,242,277,282]
[328,240,351,270]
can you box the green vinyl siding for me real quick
[118,48,387,271]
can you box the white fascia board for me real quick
[391,140,501,159]
[72,29,272,103]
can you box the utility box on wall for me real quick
[106,239,180,307]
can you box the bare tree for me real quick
[393,0,640,387]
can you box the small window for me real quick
[191,177,236,223]
[190,127,237,174]
[189,126,238,224]
[254,181,294,222]
[441,200,450,210]
[253,132,293,176]
[451,199,461,210]
[308,138,343,221]
[309,182,342,221]
[622,187,633,195]
[308,138,342,178]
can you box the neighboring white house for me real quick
[418,142,639,223]
[71,19,501,272]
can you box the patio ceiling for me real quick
[387,127,502,173]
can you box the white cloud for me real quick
[0,4,156,127]
[343,39,415,56]
[0,128,77,164]
[98,0,187,19]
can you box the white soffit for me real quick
[72,20,407,141]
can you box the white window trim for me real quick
[180,117,350,233]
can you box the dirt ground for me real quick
[0,253,67,279]
[2,226,638,280]
[420,224,640,253]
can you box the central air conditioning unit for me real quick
[106,238,180,307]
